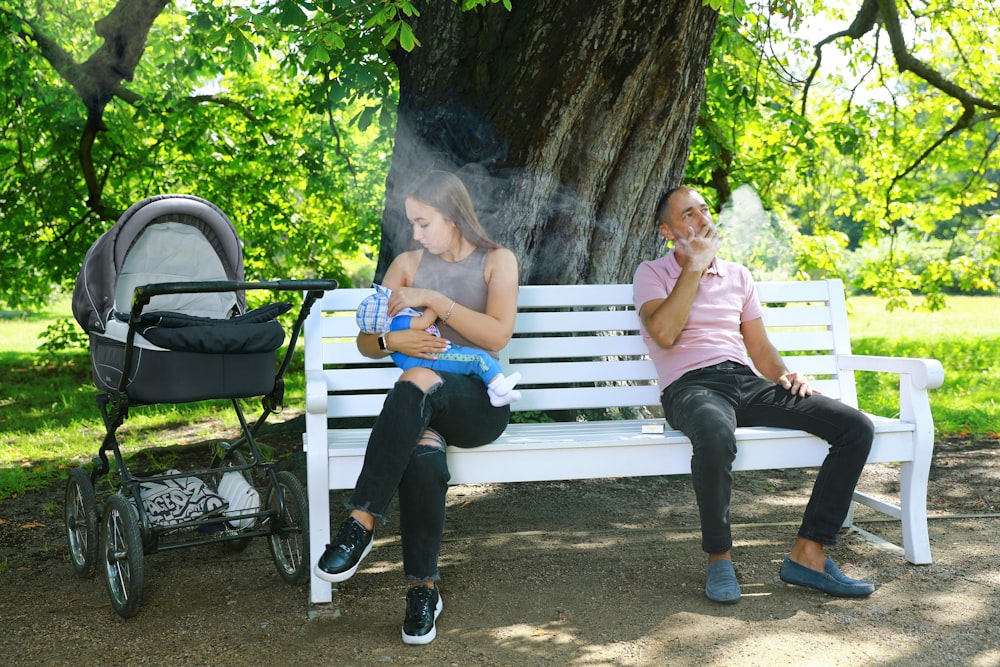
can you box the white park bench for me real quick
[302,279,944,606]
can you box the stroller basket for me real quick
[90,282,293,404]
[64,194,337,618]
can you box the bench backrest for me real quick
[304,279,857,420]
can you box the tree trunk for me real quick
[380,0,718,285]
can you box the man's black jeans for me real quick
[660,362,874,554]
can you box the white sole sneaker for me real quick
[313,538,373,584]
[401,591,443,645]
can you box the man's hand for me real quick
[778,371,818,398]
[675,223,721,273]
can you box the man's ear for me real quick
[658,223,674,242]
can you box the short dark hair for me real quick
[654,185,695,226]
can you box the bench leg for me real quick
[841,498,856,529]
[898,380,935,565]
[899,459,932,565]
[304,430,334,604]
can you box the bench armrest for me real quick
[838,354,945,390]
[305,369,328,414]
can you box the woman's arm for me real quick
[357,251,443,359]
[359,247,519,358]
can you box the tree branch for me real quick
[802,0,1000,116]
[882,104,976,221]
[188,94,261,123]
[800,0,880,115]
[9,1,169,216]
[875,0,1000,112]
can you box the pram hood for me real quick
[72,194,247,335]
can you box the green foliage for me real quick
[38,318,88,352]
[853,335,1000,435]
[509,410,555,424]
[692,0,1000,309]
[0,0,519,309]
[0,0,394,311]
[1,0,997,313]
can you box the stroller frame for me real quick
[66,279,335,618]
[63,195,337,618]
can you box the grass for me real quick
[1,294,998,498]
[846,295,1000,436]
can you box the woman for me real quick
[315,170,519,645]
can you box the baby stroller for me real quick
[65,194,337,618]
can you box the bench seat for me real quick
[319,416,916,489]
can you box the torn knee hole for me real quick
[418,432,446,450]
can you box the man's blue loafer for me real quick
[779,557,875,597]
[705,559,741,604]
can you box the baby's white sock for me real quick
[488,372,522,407]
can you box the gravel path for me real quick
[2,429,998,666]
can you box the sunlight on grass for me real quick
[847,295,1000,338]
[0,295,75,353]
[847,295,999,436]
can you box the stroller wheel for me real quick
[65,467,99,578]
[100,493,146,618]
[265,471,309,585]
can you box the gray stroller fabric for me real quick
[73,194,246,335]
[73,194,285,404]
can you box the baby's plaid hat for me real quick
[356,284,392,333]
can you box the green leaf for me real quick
[398,21,420,51]
[278,2,310,27]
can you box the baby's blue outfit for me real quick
[389,314,502,384]
[356,284,501,386]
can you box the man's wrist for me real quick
[378,332,392,352]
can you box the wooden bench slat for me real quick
[756,280,836,301]
[507,336,649,359]
[761,305,835,327]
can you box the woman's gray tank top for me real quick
[412,247,493,356]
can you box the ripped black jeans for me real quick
[660,362,874,554]
[347,372,510,582]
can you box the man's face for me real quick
[659,189,713,242]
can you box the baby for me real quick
[356,284,522,407]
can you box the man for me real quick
[632,186,876,604]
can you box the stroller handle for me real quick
[130,279,338,311]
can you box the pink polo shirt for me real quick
[632,250,764,389]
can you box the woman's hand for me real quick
[385,327,449,359]
[388,286,442,318]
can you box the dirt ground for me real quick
[2,417,999,667]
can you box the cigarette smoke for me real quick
[716,184,798,280]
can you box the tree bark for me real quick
[381,0,718,285]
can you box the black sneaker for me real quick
[401,585,443,645]
[315,517,373,583]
